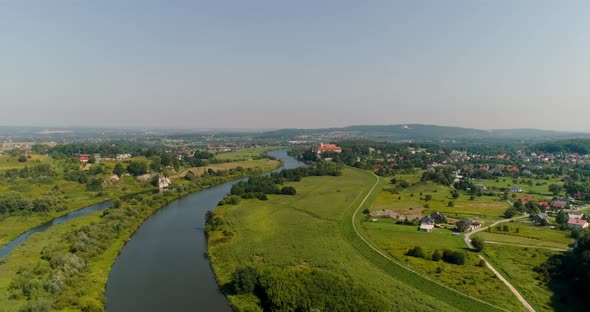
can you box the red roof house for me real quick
[568,218,589,229]
[313,143,342,154]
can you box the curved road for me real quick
[350,172,510,312]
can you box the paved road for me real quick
[463,216,535,312]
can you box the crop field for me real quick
[482,244,582,312]
[209,168,514,312]
[0,155,51,169]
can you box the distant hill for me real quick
[256,124,590,142]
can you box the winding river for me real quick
[105,150,305,311]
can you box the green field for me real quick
[209,168,514,311]
[213,147,281,161]
[372,175,509,223]
[482,244,582,312]
[473,222,574,250]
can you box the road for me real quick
[463,215,535,312]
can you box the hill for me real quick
[256,124,590,142]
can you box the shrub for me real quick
[442,249,465,265]
[471,236,484,252]
[280,186,297,195]
[447,201,454,207]
[431,250,441,261]
[406,246,425,258]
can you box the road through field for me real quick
[464,215,535,312]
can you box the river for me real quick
[105,150,305,311]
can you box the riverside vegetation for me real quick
[0,146,281,312]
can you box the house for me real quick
[116,153,132,160]
[519,196,533,203]
[552,200,567,209]
[312,143,342,155]
[568,212,584,220]
[507,167,520,173]
[475,183,487,191]
[522,169,532,175]
[567,218,589,230]
[573,192,585,200]
[533,213,549,225]
[419,223,434,232]
[511,185,523,193]
[79,154,90,162]
[419,216,435,232]
[431,211,447,224]
[537,201,550,210]
[420,216,435,225]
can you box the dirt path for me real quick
[350,172,510,312]
[483,241,568,252]
[464,216,535,312]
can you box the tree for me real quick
[432,250,442,261]
[231,267,259,294]
[127,161,148,176]
[451,190,460,199]
[280,186,297,195]
[548,184,562,196]
[390,177,397,184]
[555,210,569,224]
[471,236,485,252]
[503,207,519,218]
[406,246,425,258]
[113,163,125,177]
[362,208,371,215]
[424,194,433,201]
[18,155,27,163]
[455,220,470,232]
[447,201,454,207]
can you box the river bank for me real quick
[0,159,282,311]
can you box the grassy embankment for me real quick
[208,168,511,311]
[0,159,281,311]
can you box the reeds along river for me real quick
[105,150,306,312]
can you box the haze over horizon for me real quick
[2,1,590,131]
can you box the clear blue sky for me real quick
[1,1,589,131]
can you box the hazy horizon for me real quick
[2,1,590,131]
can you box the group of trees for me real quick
[227,267,388,311]
[0,192,60,215]
[406,246,466,265]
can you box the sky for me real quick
[1,1,590,131]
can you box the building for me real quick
[568,218,589,230]
[568,212,584,220]
[511,185,523,193]
[431,211,447,224]
[79,154,90,162]
[419,223,434,232]
[312,143,342,155]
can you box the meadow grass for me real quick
[213,147,280,161]
[482,244,581,312]
[473,222,574,249]
[173,159,279,178]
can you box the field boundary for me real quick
[346,170,511,312]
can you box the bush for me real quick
[442,249,465,265]
[447,201,454,207]
[280,186,297,195]
[406,246,425,258]
[431,250,441,261]
[471,236,485,252]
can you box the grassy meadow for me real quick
[209,168,513,312]
[213,147,280,161]
[482,244,583,312]
[473,222,574,250]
